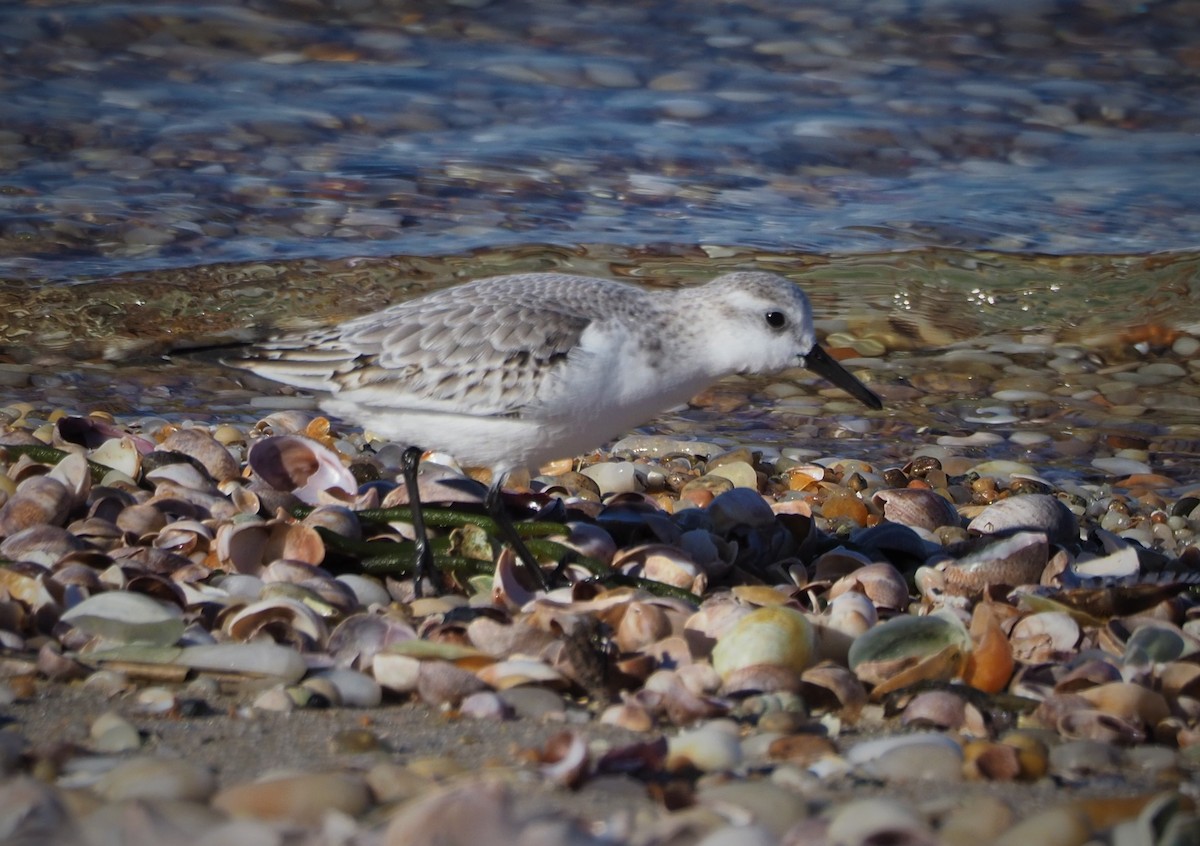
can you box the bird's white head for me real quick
[692,271,882,410]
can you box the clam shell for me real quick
[967,493,1078,546]
[874,488,961,531]
[848,613,970,695]
[711,606,816,693]
[161,427,239,483]
[828,562,909,611]
[0,475,72,536]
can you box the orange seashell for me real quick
[963,601,1015,694]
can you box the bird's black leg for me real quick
[401,446,443,596]
[484,479,551,591]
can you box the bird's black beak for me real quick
[804,344,883,410]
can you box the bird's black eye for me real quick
[765,311,787,330]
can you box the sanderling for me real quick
[229,271,882,592]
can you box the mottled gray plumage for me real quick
[231,271,881,474]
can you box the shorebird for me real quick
[229,271,882,593]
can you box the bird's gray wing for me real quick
[232,287,591,418]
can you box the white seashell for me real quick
[248,435,357,505]
[224,596,330,646]
[666,721,743,772]
[828,562,908,611]
[88,439,142,477]
[967,494,1078,546]
[614,543,706,592]
[874,488,960,531]
[145,461,217,493]
[60,592,185,646]
[177,641,307,682]
[826,797,936,846]
[46,452,92,507]
[475,658,565,690]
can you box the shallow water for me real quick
[2,1,1199,485]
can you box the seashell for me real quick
[254,410,318,436]
[114,503,167,539]
[666,721,742,772]
[0,524,85,567]
[938,530,1049,595]
[60,591,185,646]
[1010,611,1080,663]
[555,521,617,566]
[475,657,565,690]
[640,669,729,725]
[824,798,936,846]
[46,452,91,508]
[599,699,655,732]
[416,659,488,706]
[0,475,72,536]
[161,427,239,483]
[800,663,867,722]
[851,521,940,563]
[1069,545,1140,583]
[874,488,960,531]
[962,601,1014,694]
[614,601,674,653]
[810,546,876,582]
[1057,708,1146,744]
[814,591,876,665]
[381,780,519,846]
[1075,681,1170,729]
[848,613,970,697]
[613,543,706,593]
[538,730,589,788]
[90,437,142,479]
[711,606,815,694]
[153,519,213,560]
[706,486,776,532]
[144,459,217,493]
[380,459,485,507]
[683,600,753,659]
[967,493,1078,546]
[962,739,1021,781]
[900,689,969,732]
[248,435,357,505]
[223,596,329,648]
[301,504,361,541]
[828,562,909,611]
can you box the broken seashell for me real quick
[248,435,357,505]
